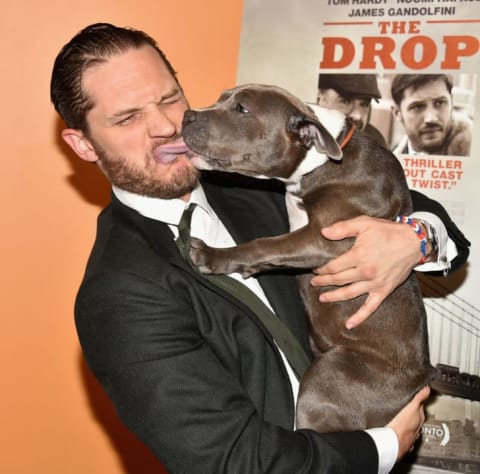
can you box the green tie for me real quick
[176,203,311,380]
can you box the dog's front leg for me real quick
[190,225,353,277]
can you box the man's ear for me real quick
[61,129,99,163]
[391,104,401,123]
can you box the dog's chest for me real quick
[285,192,308,231]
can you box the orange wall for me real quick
[0,1,242,472]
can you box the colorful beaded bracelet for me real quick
[395,215,428,264]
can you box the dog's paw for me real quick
[238,267,256,279]
[189,238,254,276]
[189,237,213,273]
[189,237,224,274]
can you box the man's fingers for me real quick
[387,385,431,460]
[345,294,384,329]
[311,267,359,289]
[312,252,355,278]
[311,277,392,328]
[318,281,369,304]
[321,216,365,241]
[415,385,431,403]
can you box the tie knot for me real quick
[178,203,197,233]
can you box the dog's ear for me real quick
[287,114,342,160]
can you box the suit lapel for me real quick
[202,175,312,355]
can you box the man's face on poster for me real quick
[317,88,371,131]
[392,78,453,154]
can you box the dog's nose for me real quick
[182,110,197,126]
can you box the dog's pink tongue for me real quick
[153,139,192,164]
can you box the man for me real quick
[51,23,470,473]
[317,73,387,147]
[391,74,472,156]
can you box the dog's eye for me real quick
[235,103,249,114]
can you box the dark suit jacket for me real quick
[75,173,469,473]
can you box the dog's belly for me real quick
[295,271,434,432]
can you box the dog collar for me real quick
[338,123,356,150]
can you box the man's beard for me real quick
[351,118,366,131]
[92,140,200,199]
[418,124,448,154]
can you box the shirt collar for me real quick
[407,140,428,156]
[112,184,215,226]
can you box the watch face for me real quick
[424,221,438,252]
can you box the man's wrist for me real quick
[416,219,438,263]
[395,216,430,265]
[409,211,454,274]
[365,427,398,474]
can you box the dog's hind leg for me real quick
[296,348,405,432]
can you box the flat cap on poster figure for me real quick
[318,73,381,101]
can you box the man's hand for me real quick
[310,216,422,329]
[387,386,430,461]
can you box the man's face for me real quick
[80,45,199,199]
[392,78,453,154]
[317,89,371,130]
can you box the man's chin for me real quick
[109,165,200,200]
[157,165,200,199]
[419,138,445,154]
[352,120,366,131]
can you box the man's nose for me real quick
[348,108,365,130]
[423,104,439,123]
[349,108,361,121]
[146,107,177,138]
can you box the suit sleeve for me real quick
[410,189,470,273]
[75,270,379,474]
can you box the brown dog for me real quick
[182,84,434,432]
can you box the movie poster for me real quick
[237,1,480,472]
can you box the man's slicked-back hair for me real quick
[50,23,178,131]
[390,74,453,107]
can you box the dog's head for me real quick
[182,84,344,182]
